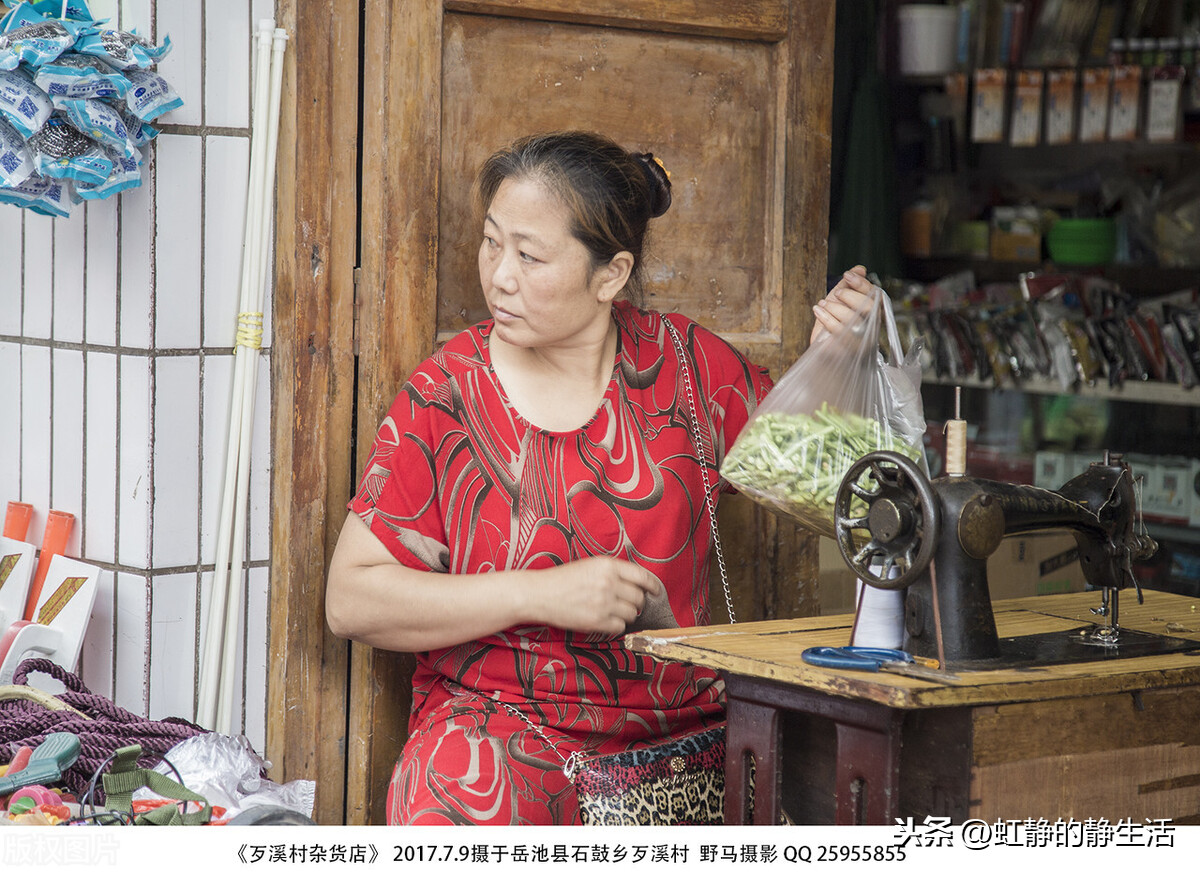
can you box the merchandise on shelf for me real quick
[892,270,1200,393]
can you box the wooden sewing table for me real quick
[627,590,1200,825]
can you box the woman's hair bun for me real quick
[634,152,672,219]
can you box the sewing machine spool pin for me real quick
[833,445,1175,667]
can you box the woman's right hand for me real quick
[531,556,667,636]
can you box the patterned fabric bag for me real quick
[571,724,726,826]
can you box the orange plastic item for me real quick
[3,502,33,541]
[22,510,74,622]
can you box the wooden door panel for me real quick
[439,13,783,348]
[446,0,789,41]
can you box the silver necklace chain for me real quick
[664,317,735,625]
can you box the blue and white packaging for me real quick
[75,149,140,200]
[26,0,95,21]
[0,116,36,187]
[0,173,71,217]
[122,68,181,122]
[35,52,130,103]
[57,96,136,158]
[0,18,90,71]
[0,3,49,32]
[73,28,170,71]
[0,67,53,138]
[106,98,157,148]
[28,113,113,185]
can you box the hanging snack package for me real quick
[0,116,37,187]
[0,173,71,217]
[0,67,53,139]
[34,53,130,104]
[27,0,95,20]
[0,17,91,72]
[122,68,182,122]
[106,98,157,147]
[56,96,137,157]
[73,28,171,71]
[721,285,927,538]
[27,113,113,185]
[75,149,140,200]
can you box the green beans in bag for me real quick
[720,403,923,538]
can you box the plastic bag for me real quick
[0,18,90,71]
[28,113,114,184]
[75,150,140,200]
[121,68,181,121]
[57,96,137,157]
[34,53,130,104]
[0,116,36,187]
[721,285,927,538]
[73,28,170,72]
[0,173,71,217]
[136,733,315,821]
[0,67,53,138]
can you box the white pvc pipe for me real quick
[198,19,276,730]
[214,26,290,733]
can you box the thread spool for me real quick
[850,566,905,649]
[945,386,967,477]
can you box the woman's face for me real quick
[479,177,617,350]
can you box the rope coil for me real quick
[0,658,208,802]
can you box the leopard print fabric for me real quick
[574,727,726,826]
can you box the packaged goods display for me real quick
[0,1,177,213]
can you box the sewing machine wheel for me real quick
[833,451,939,591]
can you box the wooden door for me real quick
[273,0,837,825]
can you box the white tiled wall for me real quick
[0,0,276,754]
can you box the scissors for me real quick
[801,646,960,684]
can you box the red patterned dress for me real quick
[348,301,771,825]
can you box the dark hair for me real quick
[475,131,672,308]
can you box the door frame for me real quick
[267,0,360,826]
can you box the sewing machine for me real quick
[831,448,1198,667]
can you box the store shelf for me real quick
[925,373,1200,408]
[1148,522,1200,547]
[902,257,1200,295]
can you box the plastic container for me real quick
[1046,218,1116,265]
[898,4,960,76]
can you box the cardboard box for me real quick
[990,205,1041,261]
[1034,450,1068,489]
[989,228,1041,262]
[1146,457,1193,524]
[987,533,1087,601]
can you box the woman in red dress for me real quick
[326,131,876,824]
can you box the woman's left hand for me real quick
[811,265,877,343]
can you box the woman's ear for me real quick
[594,251,634,303]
